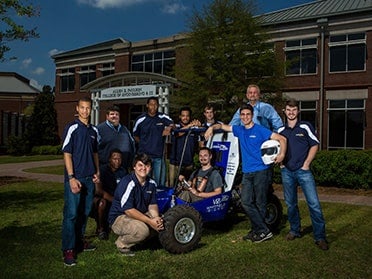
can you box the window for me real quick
[329,33,366,72]
[299,101,317,130]
[79,65,96,87]
[328,99,365,149]
[100,63,115,76]
[285,38,317,75]
[131,50,175,76]
[60,68,75,92]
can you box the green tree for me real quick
[25,85,60,148]
[0,0,39,61]
[172,0,284,122]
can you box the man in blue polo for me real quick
[109,153,164,256]
[133,97,173,187]
[229,84,283,131]
[278,99,328,250]
[205,103,287,243]
[61,97,100,266]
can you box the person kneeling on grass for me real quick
[108,153,164,256]
[91,149,127,240]
[177,147,224,203]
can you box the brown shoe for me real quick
[315,240,329,250]
[285,232,299,241]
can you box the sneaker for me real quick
[286,232,300,241]
[242,230,256,241]
[98,231,108,240]
[315,240,329,251]
[83,241,97,252]
[118,247,135,256]
[63,250,76,266]
[251,231,273,243]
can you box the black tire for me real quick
[265,194,283,231]
[158,205,202,254]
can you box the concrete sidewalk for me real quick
[0,159,64,183]
[274,189,372,207]
[0,160,371,206]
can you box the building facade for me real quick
[0,72,40,150]
[53,0,372,150]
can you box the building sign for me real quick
[100,85,157,100]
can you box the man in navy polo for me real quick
[278,99,328,250]
[169,106,200,187]
[61,97,100,266]
[109,153,164,256]
[133,97,173,187]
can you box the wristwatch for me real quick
[68,174,75,180]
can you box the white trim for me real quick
[283,91,319,101]
[326,89,368,100]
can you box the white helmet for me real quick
[261,140,281,165]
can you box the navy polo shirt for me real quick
[133,112,173,158]
[99,164,127,196]
[170,123,198,166]
[108,173,157,225]
[278,121,319,171]
[62,119,98,180]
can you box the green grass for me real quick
[0,154,62,164]
[0,180,371,278]
[23,165,64,175]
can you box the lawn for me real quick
[0,180,371,278]
[0,154,62,164]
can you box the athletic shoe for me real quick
[118,247,135,256]
[63,250,76,266]
[251,231,273,243]
[315,240,329,250]
[242,230,256,241]
[98,231,108,240]
[83,241,97,251]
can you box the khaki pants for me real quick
[178,190,203,203]
[111,215,151,249]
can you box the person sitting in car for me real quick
[177,147,224,203]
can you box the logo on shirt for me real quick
[156,123,164,126]
[295,133,305,137]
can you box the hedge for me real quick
[274,149,372,190]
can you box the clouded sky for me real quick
[0,0,314,89]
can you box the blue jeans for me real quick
[62,176,95,251]
[151,157,166,187]
[241,169,270,233]
[281,167,326,241]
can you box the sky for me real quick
[0,0,315,89]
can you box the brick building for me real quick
[53,0,372,149]
[0,72,40,149]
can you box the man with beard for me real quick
[177,147,224,203]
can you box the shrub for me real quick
[6,135,31,155]
[31,145,62,155]
[312,150,372,190]
[273,149,372,190]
